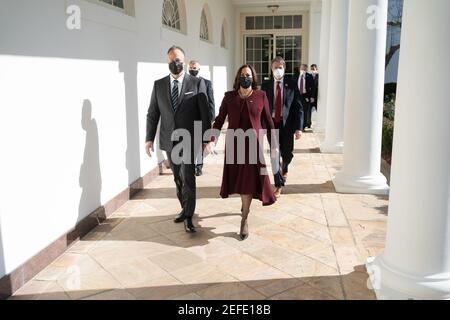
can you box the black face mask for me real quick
[189,70,199,77]
[239,76,253,89]
[169,61,184,75]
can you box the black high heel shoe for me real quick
[240,210,249,241]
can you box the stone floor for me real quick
[11,131,389,300]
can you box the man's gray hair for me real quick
[271,56,286,69]
[189,60,200,66]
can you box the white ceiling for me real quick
[232,0,318,8]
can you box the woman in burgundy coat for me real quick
[206,65,277,240]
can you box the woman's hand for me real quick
[203,142,216,157]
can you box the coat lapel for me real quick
[283,82,293,126]
[163,76,174,115]
[178,73,190,107]
[267,81,275,114]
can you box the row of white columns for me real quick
[314,0,450,299]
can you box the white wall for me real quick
[0,0,235,278]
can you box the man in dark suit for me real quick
[294,64,316,130]
[261,57,304,198]
[145,46,211,233]
[310,64,319,111]
[188,60,216,177]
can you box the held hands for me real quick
[145,141,155,158]
[203,142,216,157]
[295,130,302,140]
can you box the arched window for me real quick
[200,9,209,41]
[200,5,213,43]
[221,19,228,49]
[162,0,186,32]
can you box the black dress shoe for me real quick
[195,166,203,177]
[184,218,196,233]
[174,212,186,223]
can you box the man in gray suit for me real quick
[145,46,211,233]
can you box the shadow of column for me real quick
[119,60,142,188]
[78,100,102,225]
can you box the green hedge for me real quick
[382,93,396,164]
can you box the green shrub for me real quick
[382,93,396,164]
[384,93,396,121]
[382,118,394,164]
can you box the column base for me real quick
[367,256,450,300]
[320,140,343,154]
[313,125,326,133]
[333,171,389,195]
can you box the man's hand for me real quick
[145,141,154,158]
[295,130,302,140]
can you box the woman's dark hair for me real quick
[233,64,258,91]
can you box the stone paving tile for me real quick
[10,131,388,300]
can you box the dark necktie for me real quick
[275,81,282,123]
[171,80,179,112]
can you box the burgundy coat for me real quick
[212,90,277,206]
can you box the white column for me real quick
[320,0,349,153]
[367,0,450,299]
[314,0,331,133]
[333,0,389,195]
[308,1,322,66]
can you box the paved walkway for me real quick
[11,131,389,300]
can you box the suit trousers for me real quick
[301,94,312,129]
[273,120,295,188]
[167,149,196,218]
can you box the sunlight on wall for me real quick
[212,66,228,115]
[0,54,129,274]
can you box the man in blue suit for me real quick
[261,57,304,198]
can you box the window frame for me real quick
[162,0,187,35]
[87,0,135,16]
[199,4,213,44]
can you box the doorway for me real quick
[244,34,303,84]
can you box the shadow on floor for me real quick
[74,211,244,247]
[133,181,337,200]
[10,265,376,300]
[293,148,322,154]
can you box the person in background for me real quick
[205,64,277,240]
[189,60,216,177]
[310,64,319,112]
[261,57,303,198]
[294,64,316,130]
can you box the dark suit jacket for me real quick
[201,78,216,121]
[146,73,211,153]
[261,78,304,132]
[312,73,319,100]
[294,73,316,99]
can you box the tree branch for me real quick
[386,44,401,68]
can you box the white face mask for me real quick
[273,68,285,80]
